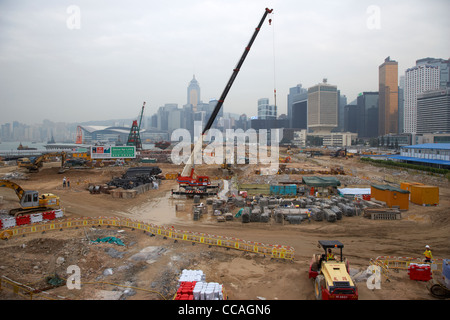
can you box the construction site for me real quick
[0,144,449,301]
[0,8,449,302]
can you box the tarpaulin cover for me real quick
[93,237,125,246]
[338,188,371,195]
[302,176,341,187]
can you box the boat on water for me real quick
[17,142,37,150]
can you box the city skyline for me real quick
[0,0,449,125]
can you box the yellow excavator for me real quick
[17,152,67,173]
[0,179,60,216]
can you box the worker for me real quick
[326,249,335,261]
[423,245,433,263]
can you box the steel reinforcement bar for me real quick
[3,216,295,260]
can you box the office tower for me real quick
[404,64,440,134]
[344,104,358,133]
[417,88,450,134]
[356,92,379,138]
[257,98,277,120]
[416,57,450,89]
[379,57,399,135]
[338,92,347,132]
[187,75,201,108]
[287,84,308,128]
[398,75,405,133]
[307,79,338,133]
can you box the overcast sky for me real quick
[0,0,449,125]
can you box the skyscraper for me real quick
[356,92,379,138]
[378,57,399,135]
[417,88,450,134]
[404,64,440,134]
[416,57,450,89]
[257,98,277,120]
[287,84,308,128]
[307,79,338,134]
[187,75,201,108]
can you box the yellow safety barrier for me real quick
[0,276,65,300]
[374,256,444,273]
[1,216,295,261]
[165,173,178,180]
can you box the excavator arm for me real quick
[179,8,273,182]
[0,179,25,201]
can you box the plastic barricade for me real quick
[30,213,43,224]
[15,215,31,226]
[43,211,56,221]
[1,217,16,229]
[408,263,432,281]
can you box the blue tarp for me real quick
[92,237,125,246]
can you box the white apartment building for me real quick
[404,64,440,134]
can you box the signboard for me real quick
[91,146,136,159]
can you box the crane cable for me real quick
[270,11,277,110]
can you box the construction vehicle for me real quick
[175,8,273,197]
[17,152,67,173]
[330,149,347,158]
[279,156,291,163]
[309,240,358,300]
[0,179,60,216]
[127,101,145,151]
[427,267,450,299]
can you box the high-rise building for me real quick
[257,98,277,120]
[356,92,379,138]
[337,92,347,132]
[416,57,450,89]
[398,75,405,133]
[378,56,399,135]
[404,64,440,134]
[417,88,450,134]
[287,84,308,128]
[307,79,338,134]
[187,75,201,108]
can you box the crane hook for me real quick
[269,18,272,25]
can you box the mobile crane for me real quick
[0,179,61,216]
[174,8,274,197]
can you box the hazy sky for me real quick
[0,0,449,125]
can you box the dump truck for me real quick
[309,240,358,300]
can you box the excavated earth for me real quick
[0,153,449,301]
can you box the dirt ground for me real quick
[0,151,449,301]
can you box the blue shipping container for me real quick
[270,185,297,195]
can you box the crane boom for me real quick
[179,8,273,181]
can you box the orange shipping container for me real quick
[410,185,439,206]
[400,182,424,200]
[371,185,410,210]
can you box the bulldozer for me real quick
[309,240,358,300]
[0,179,60,216]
